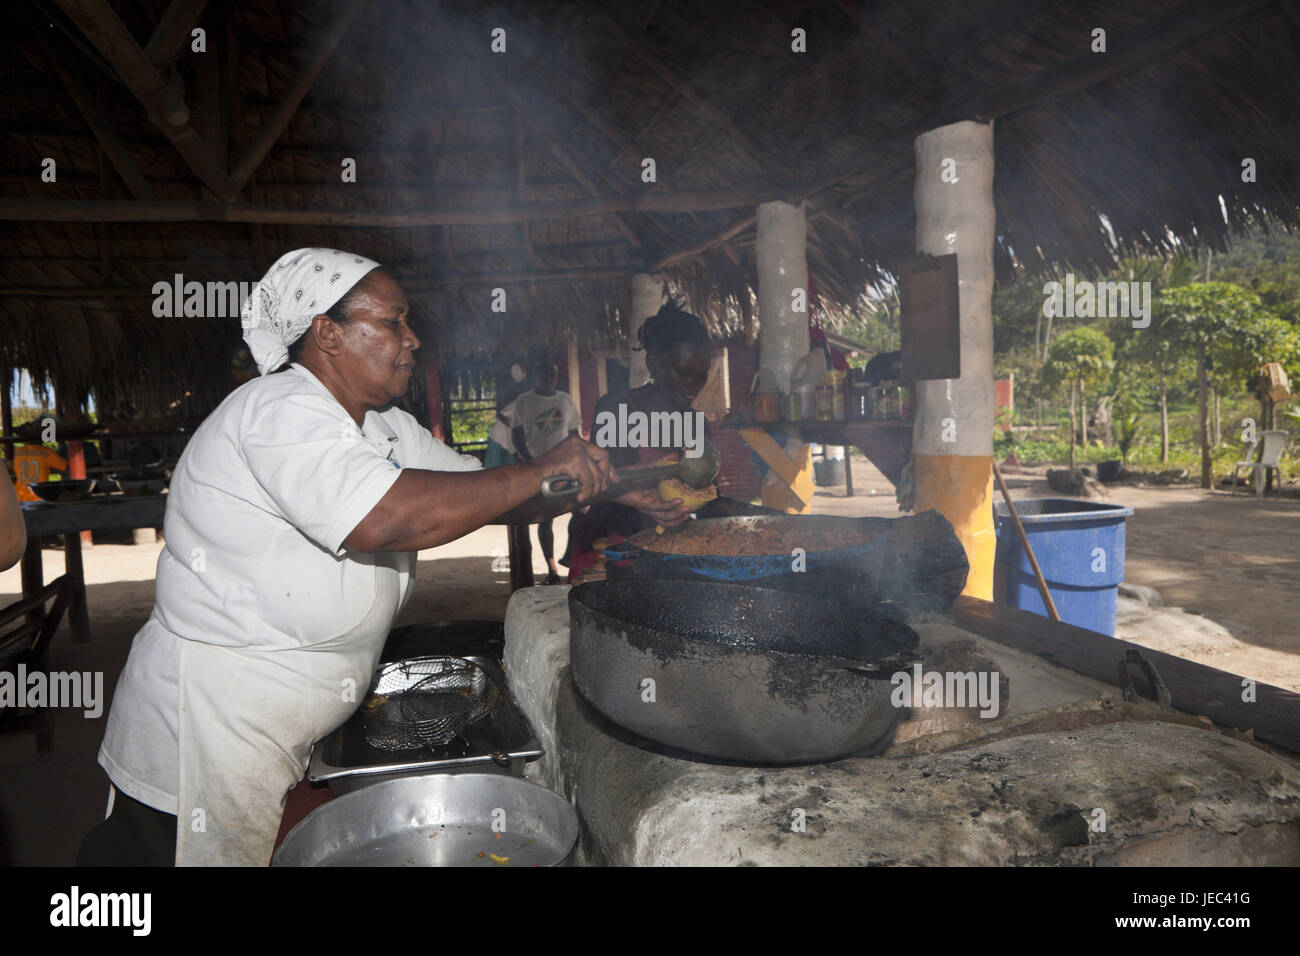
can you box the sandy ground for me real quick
[0,456,1296,864]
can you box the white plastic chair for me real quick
[1232,430,1288,498]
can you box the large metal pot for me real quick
[272,774,579,867]
[569,578,919,764]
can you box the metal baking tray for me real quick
[309,654,543,794]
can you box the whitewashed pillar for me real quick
[756,201,810,393]
[627,272,663,389]
[912,120,996,599]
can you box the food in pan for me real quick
[638,519,878,556]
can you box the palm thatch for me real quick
[1,0,1298,415]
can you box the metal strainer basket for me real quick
[360,656,503,752]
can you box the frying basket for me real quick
[360,656,503,752]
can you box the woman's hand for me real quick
[533,435,617,504]
[614,488,692,527]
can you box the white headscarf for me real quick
[241,248,381,375]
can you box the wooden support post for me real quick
[507,523,534,591]
[63,532,90,643]
[21,538,44,628]
[65,440,93,547]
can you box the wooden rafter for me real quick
[192,5,225,165]
[592,8,775,185]
[489,68,645,251]
[228,0,367,195]
[657,0,1285,269]
[832,0,942,101]
[500,44,720,250]
[0,188,765,226]
[31,22,154,200]
[0,266,639,300]
[143,0,209,68]
[1283,0,1300,30]
[52,0,236,199]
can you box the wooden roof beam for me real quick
[0,266,638,300]
[31,23,154,200]
[545,139,644,249]
[0,189,765,226]
[143,0,209,68]
[228,0,368,195]
[52,0,236,199]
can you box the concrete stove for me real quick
[505,587,1300,866]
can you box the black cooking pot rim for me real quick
[570,578,919,668]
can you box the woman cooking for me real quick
[78,248,688,866]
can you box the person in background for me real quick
[484,398,517,468]
[56,439,102,470]
[13,441,66,503]
[509,361,582,584]
[1,464,26,570]
[563,302,715,583]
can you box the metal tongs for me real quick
[540,440,720,500]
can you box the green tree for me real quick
[1116,313,1191,463]
[839,285,902,355]
[1157,282,1281,487]
[1042,326,1114,469]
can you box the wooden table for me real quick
[796,420,913,487]
[17,497,167,644]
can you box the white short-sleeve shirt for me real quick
[509,390,581,457]
[98,363,481,811]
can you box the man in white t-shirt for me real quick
[509,360,582,583]
[76,249,686,867]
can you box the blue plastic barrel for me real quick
[993,498,1134,636]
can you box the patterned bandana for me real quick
[241,248,381,375]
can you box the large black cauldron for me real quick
[568,578,920,764]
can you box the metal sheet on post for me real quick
[900,254,961,382]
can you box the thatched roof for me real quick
[2,0,1299,412]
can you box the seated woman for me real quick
[564,301,727,583]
